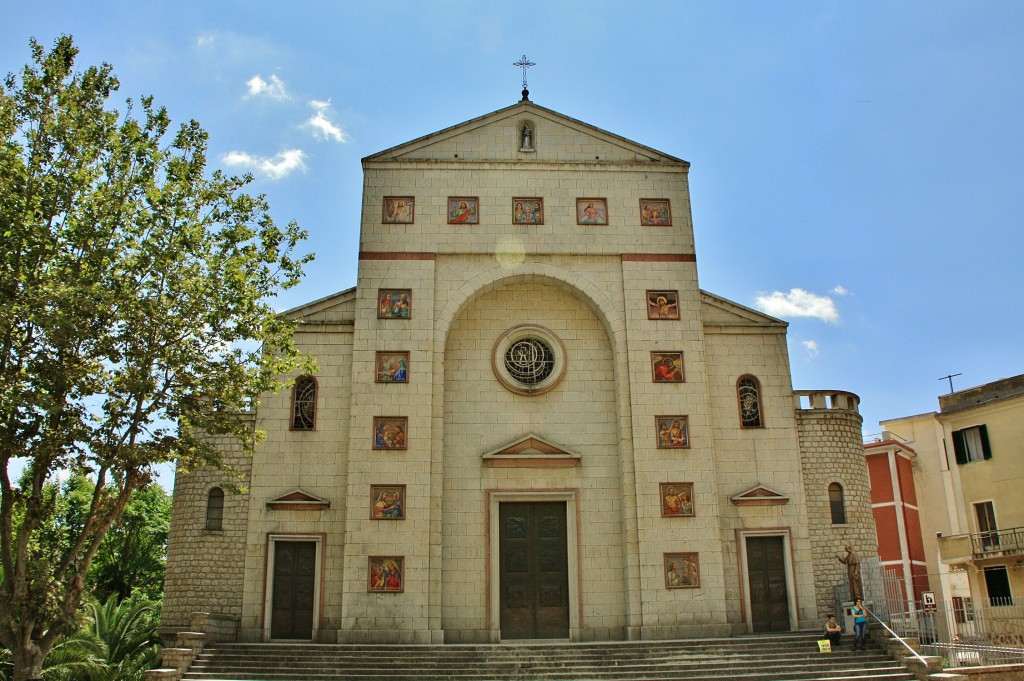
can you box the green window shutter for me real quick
[979,424,992,460]
[952,429,968,465]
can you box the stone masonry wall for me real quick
[162,419,253,636]
[796,395,878,619]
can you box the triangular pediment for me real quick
[282,287,357,324]
[266,489,331,510]
[363,101,687,166]
[730,485,790,506]
[482,433,581,468]
[701,290,788,328]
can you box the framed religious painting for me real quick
[651,352,685,383]
[372,416,407,450]
[639,198,671,226]
[382,196,414,224]
[370,485,406,520]
[375,351,409,384]
[377,289,411,319]
[664,552,700,589]
[576,198,608,225]
[447,197,479,224]
[655,415,689,449]
[646,290,680,320]
[512,198,544,225]
[368,555,405,593]
[659,482,695,517]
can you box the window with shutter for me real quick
[952,425,991,464]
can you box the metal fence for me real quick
[830,558,1024,667]
[831,556,901,622]
[921,642,1024,668]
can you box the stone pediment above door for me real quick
[266,489,331,511]
[482,433,581,469]
[730,485,790,506]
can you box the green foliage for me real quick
[79,596,160,681]
[37,632,105,681]
[0,595,160,681]
[88,485,170,603]
[0,35,314,680]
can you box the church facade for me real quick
[162,99,876,644]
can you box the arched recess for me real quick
[434,264,625,347]
[428,262,641,641]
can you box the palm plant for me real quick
[84,597,160,681]
[38,633,106,681]
[17,596,161,681]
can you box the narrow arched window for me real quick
[737,375,763,428]
[291,375,317,430]
[206,487,225,531]
[829,483,847,524]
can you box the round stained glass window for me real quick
[504,337,555,384]
[493,325,566,396]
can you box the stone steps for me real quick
[180,633,917,681]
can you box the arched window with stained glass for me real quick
[737,375,763,428]
[291,375,318,431]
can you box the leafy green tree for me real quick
[88,485,170,603]
[0,36,313,681]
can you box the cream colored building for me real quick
[162,99,876,644]
[878,374,1024,615]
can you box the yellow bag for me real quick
[818,639,832,653]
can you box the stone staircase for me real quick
[171,633,924,681]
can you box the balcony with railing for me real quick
[939,526,1024,564]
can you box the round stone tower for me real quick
[796,390,878,618]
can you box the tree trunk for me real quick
[11,639,46,681]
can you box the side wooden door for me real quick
[270,541,316,639]
[746,536,791,632]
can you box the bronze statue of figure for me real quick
[837,544,863,601]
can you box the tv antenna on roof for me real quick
[939,373,962,394]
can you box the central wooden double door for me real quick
[499,502,570,639]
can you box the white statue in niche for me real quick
[520,123,533,151]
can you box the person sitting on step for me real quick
[824,613,843,648]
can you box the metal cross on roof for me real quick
[513,54,535,101]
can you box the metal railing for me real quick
[921,642,1024,668]
[971,526,1024,557]
[865,605,930,666]
[833,560,1024,668]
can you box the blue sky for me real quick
[4,1,1022,455]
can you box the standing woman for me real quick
[851,598,868,651]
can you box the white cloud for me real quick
[832,285,849,296]
[754,288,840,323]
[303,99,348,143]
[196,34,216,47]
[245,74,290,101]
[222,149,307,180]
[802,340,820,358]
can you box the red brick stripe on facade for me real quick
[359,252,437,260]
[621,253,696,262]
